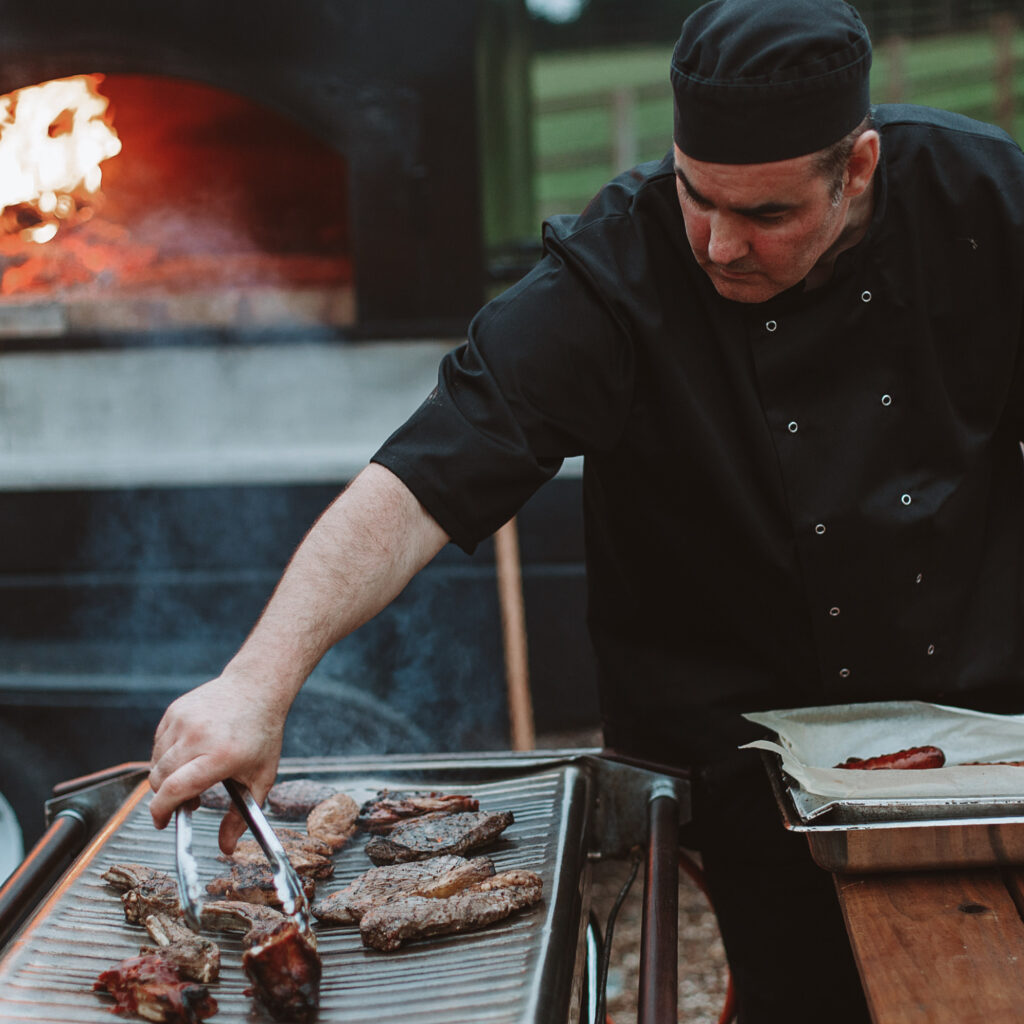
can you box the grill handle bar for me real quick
[1,762,149,951]
[0,810,87,950]
[638,783,680,1024]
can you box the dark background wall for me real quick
[0,474,595,846]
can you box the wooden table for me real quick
[836,868,1024,1023]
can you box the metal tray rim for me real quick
[760,749,1024,833]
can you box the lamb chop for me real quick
[356,790,480,833]
[200,899,288,946]
[359,869,544,951]
[220,827,335,879]
[242,919,321,1023]
[102,863,181,923]
[141,912,220,984]
[364,810,515,865]
[267,778,340,818]
[306,791,359,851]
[93,953,218,1023]
[312,855,496,925]
[205,862,316,909]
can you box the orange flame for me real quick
[0,74,121,245]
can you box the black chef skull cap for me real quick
[671,0,872,164]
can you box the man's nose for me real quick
[706,214,749,265]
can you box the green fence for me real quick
[533,18,1024,222]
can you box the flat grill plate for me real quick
[0,755,593,1024]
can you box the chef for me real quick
[147,0,1024,1020]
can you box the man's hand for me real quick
[148,673,286,854]
[146,464,449,855]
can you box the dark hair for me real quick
[815,112,874,203]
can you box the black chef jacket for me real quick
[373,104,1024,771]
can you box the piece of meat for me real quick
[199,783,231,811]
[312,855,496,925]
[306,791,359,851]
[835,745,946,770]
[961,760,1024,766]
[267,778,340,818]
[200,899,288,946]
[93,953,218,1023]
[364,810,515,865]
[102,863,181,923]
[205,863,316,909]
[141,913,220,984]
[356,790,480,833]
[242,920,321,1023]
[359,869,543,951]
[220,827,334,879]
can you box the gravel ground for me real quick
[536,731,731,1024]
[589,855,731,1024]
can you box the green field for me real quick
[532,28,1024,218]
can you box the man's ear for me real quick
[845,129,880,198]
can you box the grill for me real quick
[0,750,689,1024]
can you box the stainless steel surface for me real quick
[222,777,313,938]
[0,750,685,1024]
[173,804,202,932]
[761,749,1024,873]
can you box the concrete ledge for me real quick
[0,340,455,489]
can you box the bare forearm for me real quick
[147,462,447,844]
[228,462,448,702]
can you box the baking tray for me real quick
[760,749,1024,873]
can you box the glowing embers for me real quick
[0,73,354,333]
[0,75,121,249]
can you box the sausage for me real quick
[834,745,946,770]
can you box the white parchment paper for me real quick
[742,701,1024,799]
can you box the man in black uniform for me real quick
[148,1,1024,1020]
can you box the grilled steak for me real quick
[201,900,288,946]
[205,863,316,908]
[364,810,515,865]
[359,869,544,951]
[93,953,218,1023]
[102,863,181,923]
[357,790,480,833]
[242,920,321,1023]
[306,791,359,851]
[141,913,220,984]
[267,778,340,818]
[312,855,496,925]
[220,827,335,879]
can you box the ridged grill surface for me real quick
[0,757,590,1024]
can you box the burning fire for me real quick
[0,74,121,247]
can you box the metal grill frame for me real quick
[0,750,688,1024]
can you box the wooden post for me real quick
[993,12,1016,137]
[884,35,907,103]
[494,516,534,751]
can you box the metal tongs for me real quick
[174,778,313,938]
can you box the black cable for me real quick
[594,846,644,1024]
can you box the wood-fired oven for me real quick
[0,0,535,343]
[0,0,596,854]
